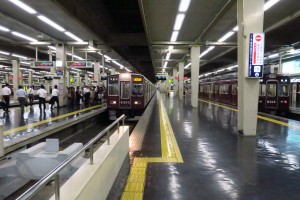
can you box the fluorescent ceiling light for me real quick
[184,62,191,69]
[0,50,10,55]
[207,46,215,51]
[37,15,65,32]
[200,46,215,58]
[12,54,27,59]
[47,46,57,50]
[98,52,103,56]
[112,60,124,69]
[9,0,37,14]
[218,31,235,42]
[65,32,83,42]
[12,31,37,42]
[232,26,238,31]
[0,25,10,32]
[168,46,174,52]
[104,55,112,60]
[264,0,280,11]
[216,69,225,73]
[170,31,179,42]
[227,65,238,70]
[165,52,171,61]
[178,0,191,12]
[163,62,168,68]
[88,46,96,50]
[66,53,84,60]
[173,14,185,31]
[288,49,300,55]
[30,42,51,45]
[268,53,279,58]
[20,62,31,65]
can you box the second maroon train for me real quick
[199,74,290,113]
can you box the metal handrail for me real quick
[16,114,126,200]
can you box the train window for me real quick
[121,82,130,99]
[132,83,143,96]
[278,85,289,97]
[259,84,266,96]
[108,79,119,96]
[266,84,276,97]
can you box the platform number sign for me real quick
[248,33,265,78]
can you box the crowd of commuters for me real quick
[1,84,106,114]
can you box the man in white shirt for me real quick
[2,83,11,112]
[17,85,27,114]
[37,85,47,111]
[27,85,34,106]
[83,86,91,107]
[50,85,59,110]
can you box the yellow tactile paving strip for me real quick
[200,99,300,131]
[122,96,183,200]
[3,103,106,136]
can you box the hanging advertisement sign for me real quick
[248,33,265,78]
[66,61,92,68]
[31,61,55,68]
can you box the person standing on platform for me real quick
[27,85,34,106]
[37,85,47,111]
[50,85,59,110]
[17,85,26,114]
[83,86,91,107]
[2,83,11,112]
[75,86,81,105]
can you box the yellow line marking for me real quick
[199,99,300,130]
[3,103,106,136]
[122,95,183,200]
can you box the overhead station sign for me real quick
[31,61,55,68]
[248,33,265,78]
[66,61,92,68]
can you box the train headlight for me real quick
[134,101,141,105]
[110,101,116,104]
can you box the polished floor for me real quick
[128,93,300,200]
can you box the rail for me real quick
[16,114,126,200]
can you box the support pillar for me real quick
[12,60,20,100]
[94,62,100,86]
[178,62,184,100]
[85,74,88,85]
[76,71,80,87]
[173,68,178,96]
[191,46,200,107]
[237,0,264,136]
[110,68,115,75]
[5,73,9,83]
[66,70,70,87]
[28,71,33,85]
[55,45,67,106]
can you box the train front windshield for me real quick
[121,82,130,99]
[132,83,143,96]
[108,77,118,96]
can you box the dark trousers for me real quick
[51,96,59,108]
[18,97,26,113]
[39,97,46,110]
[3,95,10,111]
[84,93,90,107]
[28,94,34,106]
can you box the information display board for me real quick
[31,61,55,68]
[248,33,265,78]
[66,61,92,68]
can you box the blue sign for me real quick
[248,33,265,78]
[56,70,64,76]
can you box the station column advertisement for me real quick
[248,33,265,78]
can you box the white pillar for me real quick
[76,71,80,87]
[28,71,33,85]
[110,68,115,75]
[5,73,9,83]
[94,62,100,86]
[173,68,178,96]
[178,62,184,100]
[55,45,67,106]
[237,0,264,136]
[191,46,200,107]
[85,73,88,85]
[66,70,70,87]
[12,60,20,100]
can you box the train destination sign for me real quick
[248,33,265,78]
[30,61,55,68]
[133,77,142,82]
[66,61,93,68]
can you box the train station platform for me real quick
[1,102,106,154]
[121,93,300,200]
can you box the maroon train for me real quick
[107,73,155,120]
[199,74,290,113]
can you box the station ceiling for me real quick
[0,0,300,82]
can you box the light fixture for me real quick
[30,42,51,45]
[65,32,83,42]
[0,50,10,55]
[288,49,300,55]
[12,54,27,59]
[218,31,234,42]
[104,55,112,60]
[37,15,65,32]
[165,52,171,61]
[0,25,10,32]
[227,65,238,70]
[184,62,191,69]
[200,46,215,58]
[98,52,103,56]
[216,69,225,73]
[168,46,174,52]
[264,0,280,11]
[9,0,37,14]
[163,62,168,68]
[47,46,57,50]
[268,53,279,59]
[12,31,37,42]
[20,62,31,65]
[232,26,238,32]
[173,14,185,31]
[170,31,179,42]
[112,60,124,69]
[178,0,191,12]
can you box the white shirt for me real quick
[37,88,47,98]
[2,86,11,96]
[28,88,34,95]
[17,89,26,98]
[51,88,59,97]
[84,87,90,94]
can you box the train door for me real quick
[265,80,278,109]
[119,81,131,109]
